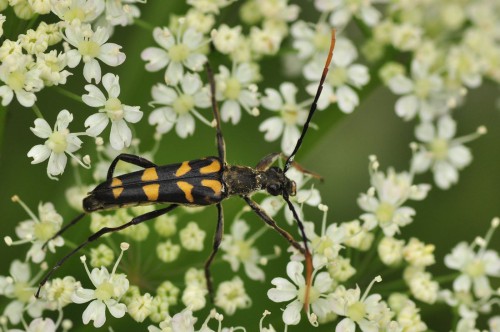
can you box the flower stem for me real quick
[32,104,44,119]
[53,86,83,103]
[134,18,154,31]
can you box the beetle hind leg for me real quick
[204,203,224,302]
[107,153,157,180]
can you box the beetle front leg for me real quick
[107,153,157,180]
[36,205,178,298]
[204,203,224,302]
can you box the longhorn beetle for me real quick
[36,30,336,311]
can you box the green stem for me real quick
[32,104,44,119]
[356,229,382,278]
[0,105,7,161]
[433,272,460,285]
[134,18,155,32]
[53,86,83,103]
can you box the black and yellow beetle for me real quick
[37,30,337,310]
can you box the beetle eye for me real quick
[267,183,281,196]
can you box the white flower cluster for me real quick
[1,0,500,331]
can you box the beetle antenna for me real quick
[283,29,336,173]
[205,62,226,164]
[283,194,313,312]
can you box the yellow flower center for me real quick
[375,202,395,226]
[465,259,485,278]
[173,94,194,114]
[46,130,68,153]
[313,32,331,52]
[64,8,86,22]
[297,284,320,304]
[235,240,251,261]
[169,44,189,62]
[33,221,58,241]
[78,40,100,58]
[347,301,366,322]
[6,70,26,91]
[224,77,241,100]
[281,104,300,125]
[105,97,124,121]
[14,282,33,303]
[430,138,449,160]
[94,281,114,301]
[327,67,348,87]
[414,78,432,99]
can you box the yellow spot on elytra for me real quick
[141,167,159,182]
[143,184,160,201]
[201,179,222,197]
[176,161,191,177]
[200,160,221,174]
[111,178,123,198]
[177,181,194,203]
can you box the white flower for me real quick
[9,317,57,332]
[330,276,391,331]
[403,238,435,267]
[304,38,370,113]
[44,276,78,308]
[211,24,242,54]
[378,237,405,266]
[315,0,382,27]
[19,29,48,54]
[340,220,374,251]
[9,198,64,263]
[0,14,5,37]
[391,23,423,52]
[148,73,211,138]
[141,26,207,85]
[51,0,105,23]
[64,22,126,83]
[156,240,181,263]
[249,26,283,56]
[411,116,484,189]
[0,54,43,107]
[215,277,251,315]
[0,260,45,324]
[259,82,309,155]
[215,62,259,124]
[358,160,430,237]
[71,247,130,328]
[128,292,154,322]
[27,109,88,179]
[180,222,206,251]
[103,0,143,27]
[220,219,266,281]
[445,239,500,299]
[83,73,143,150]
[182,284,207,311]
[388,294,427,332]
[268,261,333,325]
[35,50,71,86]
[187,0,232,14]
[291,21,333,61]
[447,46,483,88]
[403,268,439,304]
[387,60,445,121]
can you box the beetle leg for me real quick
[107,153,157,181]
[36,205,178,298]
[255,152,281,171]
[204,203,224,302]
[42,212,86,250]
[205,63,226,165]
[242,196,304,254]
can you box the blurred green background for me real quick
[1,1,499,331]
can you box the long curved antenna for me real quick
[205,63,227,164]
[284,29,336,173]
[283,193,312,312]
